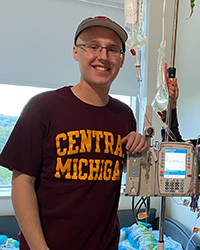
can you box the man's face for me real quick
[73,26,125,90]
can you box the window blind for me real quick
[0,0,140,96]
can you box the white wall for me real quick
[175,2,200,140]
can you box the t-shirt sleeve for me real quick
[131,110,136,132]
[0,97,47,177]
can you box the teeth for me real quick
[95,66,108,71]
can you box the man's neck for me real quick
[71,83,110,107]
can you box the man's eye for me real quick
[108,47,118,53]
[90,44,99,50]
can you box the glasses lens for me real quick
[86,44,99,52]
[80,43,123,59]
[107,46,122,58]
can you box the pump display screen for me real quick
[164,148,187,178]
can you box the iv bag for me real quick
[125,0,148,51]
[126,22,148,51]
[152,41,169,112]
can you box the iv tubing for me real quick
[161,0,166,45]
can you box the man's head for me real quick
[73,17,127,91]
[74,16,128,53]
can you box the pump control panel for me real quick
[157,142,197,196]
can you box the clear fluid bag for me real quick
[125,0,148,51]
[152,41,169,112]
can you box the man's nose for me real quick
[98,47,109,58]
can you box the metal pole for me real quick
[158,197,166,244]
[159,0,179,247]
[171,0,179,69]
[166,0,179,130]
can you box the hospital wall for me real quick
[0,0,200,240]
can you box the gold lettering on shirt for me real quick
[56,133,67,156]
[112,160,121,181]
[92,130,103,153]
[67,130,79,155]
[54,157,72,178]
[79,130,92,153]
[114,134,124,157]
[54,157,123,182]
[104,132,114,154]
[54,129,126,182]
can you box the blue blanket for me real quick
[118,222,183,250]
[0,235,19,250]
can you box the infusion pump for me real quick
[125,141,199,197]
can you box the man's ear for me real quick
[73,45,79,61]
[120,54,125,68]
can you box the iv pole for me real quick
[158,1,179,249]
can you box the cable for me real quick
[157,112,176,141]
[186,233,196,250]
[137,94,152,128]
[132,196,150,224]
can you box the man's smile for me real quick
[94,66,109,71]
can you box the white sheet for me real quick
[151,230,183,250]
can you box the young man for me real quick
[0,16,147,250]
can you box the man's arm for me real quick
[165,78,197,146]
[12,170,49,250]
[161,78,184,142]
[167,77,179,109]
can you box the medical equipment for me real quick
[124,0,148,82]
[125,1,198,249]
[151,41,169,112]
[152,0,169,113]
[126,140,199,198]
[125,105,200,198]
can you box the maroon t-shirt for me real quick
[0,86,136,250]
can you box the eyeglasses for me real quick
[76,43,124,59]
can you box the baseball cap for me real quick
[74,16,128,52]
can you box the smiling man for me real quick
[0,16,147,250]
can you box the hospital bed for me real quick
[118,208,200,250]
[0,210,200,249]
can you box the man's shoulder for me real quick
[29,86,70,103]
[109,96,132,111]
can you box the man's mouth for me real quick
[95,66,109,71]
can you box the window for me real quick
[0,84,53,187]
[0,84,137,190]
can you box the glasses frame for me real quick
[76,42,124,59]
